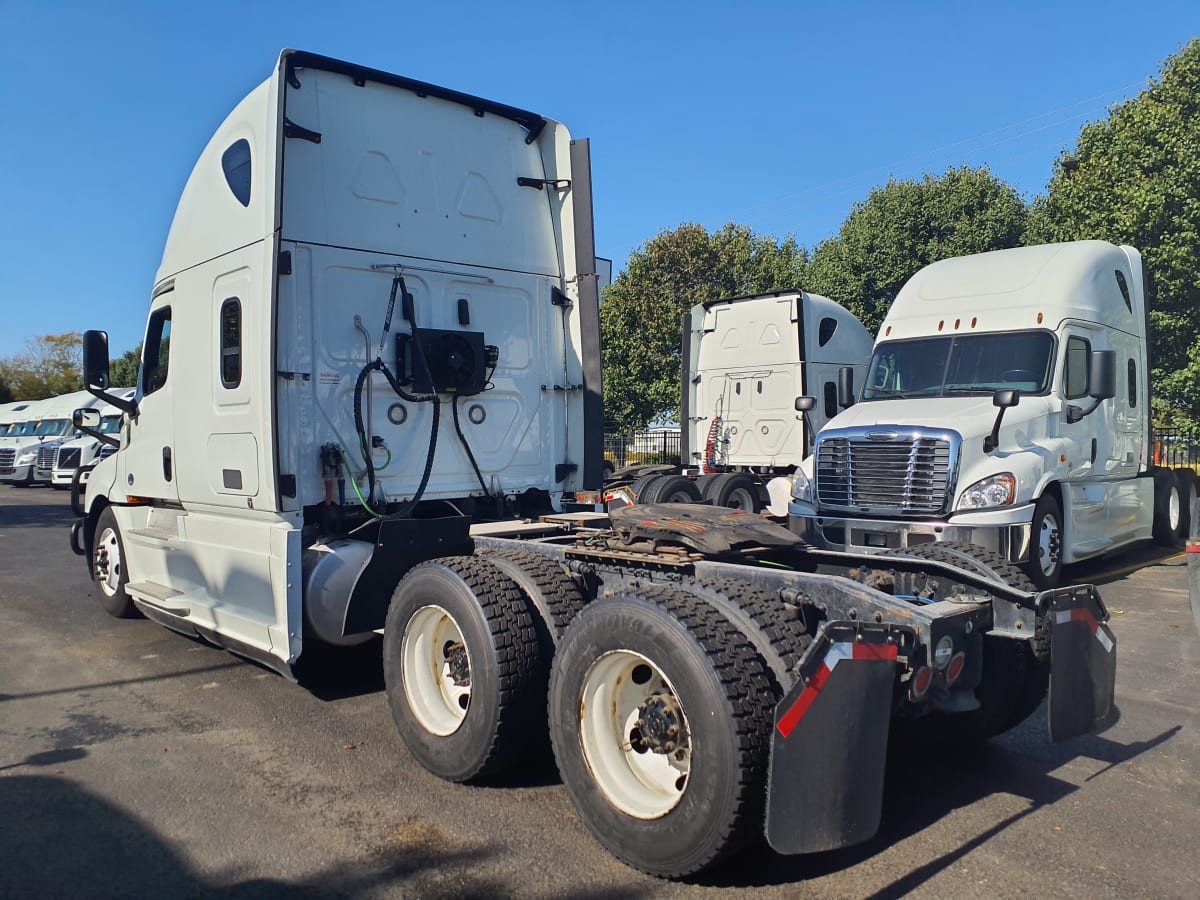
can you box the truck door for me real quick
[1059,329,1110,553]
[123,298,178,502]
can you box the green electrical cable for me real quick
[361,438,392,472]
[753,558,794,570]
[337,445,379,516]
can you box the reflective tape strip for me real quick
[776,641,898,738]
[1055,607,1114,653]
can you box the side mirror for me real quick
[83,330,111,390]
[984,389,1021,454]
[1089,350,1117,400]
[794,396,817,456]
[794,396,816,413]
[837,366,856,409]
[73,408,100,429]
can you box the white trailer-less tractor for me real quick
[71,51,1118,877]
[789,241,1196,589]
[613,291,873,514]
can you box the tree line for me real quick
[0,337,139,403]
[602,40,1200,436]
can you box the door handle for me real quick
[162,446,173,482]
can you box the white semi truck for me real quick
[70,51,1118,877]
[604,290,872,514]
[0,392,100,486]
[789,240,1195,588]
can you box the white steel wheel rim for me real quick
[726,486,757,511]
[1168,487,1181,530]
[402,604,471,736]
[579,650,692,820]
[1037,513,1061,576]
[94,526,122,598]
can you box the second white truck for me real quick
[789,240,1194,587]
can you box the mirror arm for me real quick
[86,385,138,417]
[983,408,1008,453]
[76,423,120,449]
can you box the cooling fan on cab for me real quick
[397,328,490,395]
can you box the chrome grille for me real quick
[37,444,58,470]
[0,448,14,468]
[56,447,82,470]
[816,433,955,515]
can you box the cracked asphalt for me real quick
[1,485,1197,898]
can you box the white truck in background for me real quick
[0,392,100,486]
[790,240,1196,588]
[50,389,136,490]
[69,51,1119,878]
[610,290,872,514]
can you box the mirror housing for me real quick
[73,408,100,429]
[1089,350,1117,400]
[984,389,1021,454]
[794,396,816,413]
[83,330,111,390]
[81,330,138,416]
[837,366,855,409]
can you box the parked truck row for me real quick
[64,51,1117,877]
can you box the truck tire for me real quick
[1176,469,1198,538]
[548,586,773,877]
[383,557,540,782]
[883,540,1047,741]
[1025,494,1064,589]
[1153,469,1184,545]
[92,506,140,619]
[701,473,763,513]
[688,579,811,696]
[638,475,703,505]
[631,474,662,504]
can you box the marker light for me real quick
[946,651,967,685]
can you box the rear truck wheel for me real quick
[638,475,703,505]
[883,540,1046,741]
[1153,468,1184,545]
[92,506,140,619]
[548,587,773,877]
[701,473,763,513]
[1025,493,1064,589]
[475,549,587,657]
[1176,468,1198,537]
[687,580,811,696]
[631,474,662,504]
[383,557,540,782]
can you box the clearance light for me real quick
[946,651,967,685]
[971,317,977,328]
[937,320,944,332]
[885,325,892,336]
[1037,312,1044,324]
[954,318,961,329]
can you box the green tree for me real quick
[0,332,83,400]
[600,223,808,431]
[804,166,1028,334]
[1029,39,1200,436]
[109,345,142,388]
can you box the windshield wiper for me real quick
[944,387,993,395]
[863,388,912,399]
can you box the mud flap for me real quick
[765,622,899,855]
[1047,585,1118,742]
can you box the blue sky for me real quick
[0,1,1195,359]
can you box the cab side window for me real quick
[1063,336,1090,400]
[143,307,172,396]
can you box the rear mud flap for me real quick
[765,622,899,855]
[1047,585,1118,742]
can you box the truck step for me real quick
[126,580,187,611]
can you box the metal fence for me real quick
[603,427,683,469]
[1153,429,1200,469]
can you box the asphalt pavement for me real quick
[1,485,1197,899]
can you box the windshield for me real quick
[862,331,1055,400]
[33,418,73,437]
[99,415,122,434]
[16,421,38,436]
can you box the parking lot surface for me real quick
[1,485,1197,898]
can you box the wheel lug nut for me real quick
[667,724,677,736]
[636,718,645,729]
[664,741,675,752]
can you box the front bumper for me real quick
[0,463,33,483]
[789,503,1033,564]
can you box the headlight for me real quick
[957,473,1016,510]
[791,470,813,502]
[16,451,36,465]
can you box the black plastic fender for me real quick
[1046,585,1118,742]
[69,518,86,557]
[765,621,902,855]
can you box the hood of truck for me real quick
[826,395,1053,439]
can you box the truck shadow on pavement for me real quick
[0,773,516,899]
[0,497,76,529]
[705,717,1180,892]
